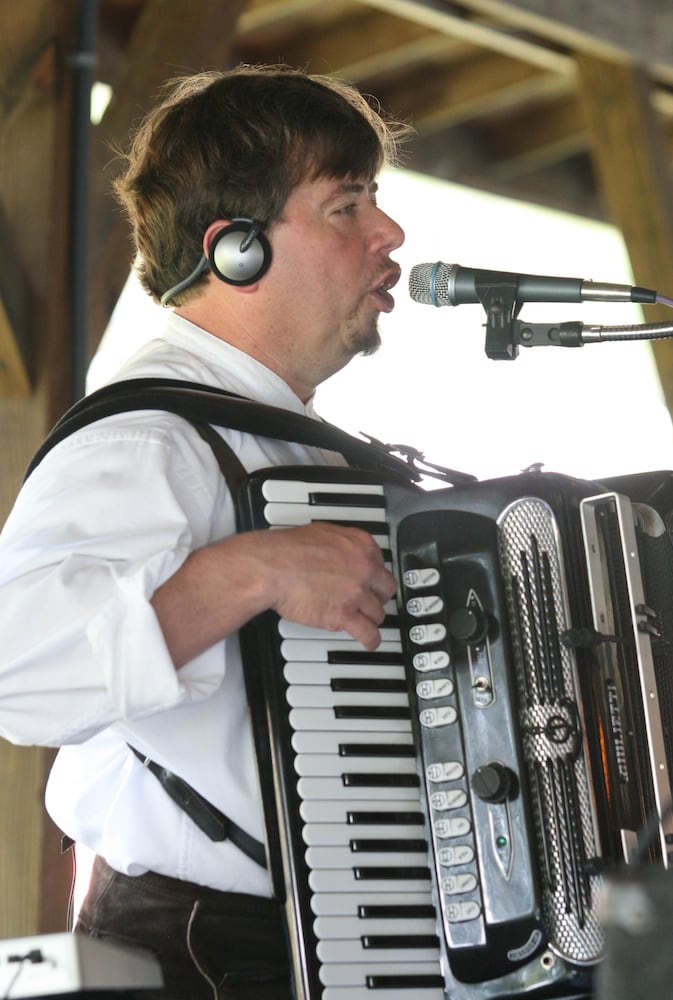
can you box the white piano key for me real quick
[291,730,414,754]
[281,639,402,662]
[297,777,419,800]
[302,821,425,845]
[323,988,444,1000]
[263,502,388,526]
[319,940,440,966]
[289,709,411,732]
[319,955,442,981]
[310,890,435,916]
[286,686,410,709]
[309,869,432,894]
[281,602,397,633]
[284,662,406,685]
[279,621,401,643]
[268,524,390,553]
[299,799,423,823]
[306,846,429,871]
[294,753,417,777]
[261,480,385,503]
[315,914,439,938]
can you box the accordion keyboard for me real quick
[253,473,445,1000]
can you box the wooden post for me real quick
[576,54,673,414]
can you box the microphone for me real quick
[409,262,657,307]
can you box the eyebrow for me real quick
[335,180,378,196]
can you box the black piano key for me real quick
[358,904,436,919]
[311,518,388,533]
[334,706,410,720]
[362,935,440,950]
[350,839,427,853]
[327,650,404,665]
[354,867,431,880]
[309,491,385,508]
[339,743,416,757]
[367,973,446,989]
[331,677,407,693]
[347,811,424,825]
[342,773,419,788]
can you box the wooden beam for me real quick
[576,54,673,414]
[353,0,575,75]
[485,94,587,176]
[238,0,329,32]
[0,292,30,396]
[0,0,78,941]
[452,0,673,81]
[0,743,47,937]
[377,48,571,134]
[235,5,467,82]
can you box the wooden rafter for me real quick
[577,54,673,413]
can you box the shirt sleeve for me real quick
[0,413,232,746]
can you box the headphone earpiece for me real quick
[208,218,271,286]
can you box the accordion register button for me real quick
[409,623,447,645]
[403,568,440,589]
[427,761,464,782]
[438,845,474,866]
[416,677,454,700]
[446,900,482,923]
[419,706,457,728]
[406,595,444,617]
[413,650,450,672]
[434,816,471,838]
[429,789,467,810]
[442,873,478,895]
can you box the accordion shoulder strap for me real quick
[25,376,421,485]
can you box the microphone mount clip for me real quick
[474,272,525,360]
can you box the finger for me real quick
[343,611,385,651]
[357,588,389,627]
[370,568,397,603]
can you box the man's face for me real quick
[261,173,405,398]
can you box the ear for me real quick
[204,218,272,287]
[202,220,230,256]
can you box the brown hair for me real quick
[113,64,411,304]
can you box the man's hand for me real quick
[152,521,397,668]
[263,521,396,650]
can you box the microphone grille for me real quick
[408,262,454,306]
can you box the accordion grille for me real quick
[498,497,604,965]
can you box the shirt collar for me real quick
[163,313,319,418]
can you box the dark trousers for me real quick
[75,857,293,1000]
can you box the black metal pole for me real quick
[69,0,98,401]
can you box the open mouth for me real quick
[371,268,401,313]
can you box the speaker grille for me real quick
[498,496,605,965]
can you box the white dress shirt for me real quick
[0,313,346,896]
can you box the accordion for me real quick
[237,466,673,1000]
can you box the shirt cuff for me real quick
[86,554,224,720]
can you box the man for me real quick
[0,65,409,998]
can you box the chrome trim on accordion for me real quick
[580,491,673,864]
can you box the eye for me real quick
[335,202,357,215]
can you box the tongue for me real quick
[373,285,395,313]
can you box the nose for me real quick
[373,205,405,254]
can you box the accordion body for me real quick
[237,466,673,1000]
